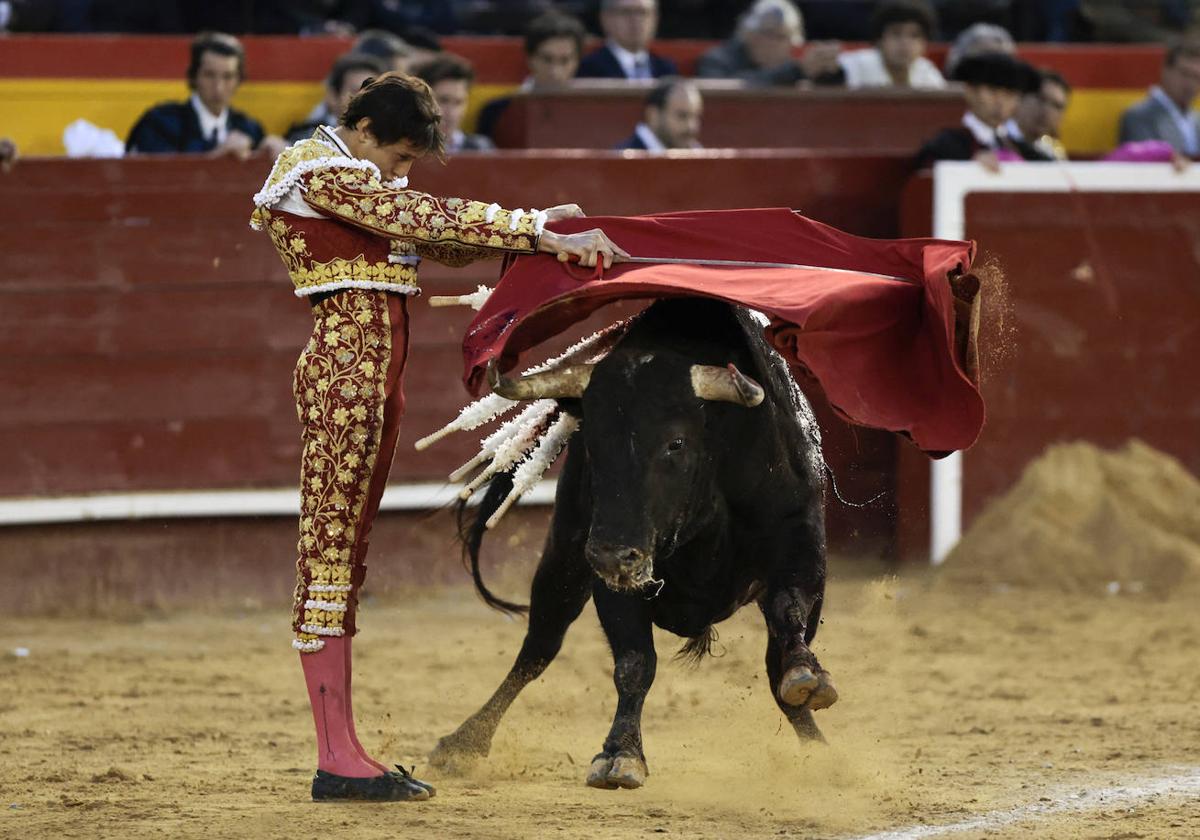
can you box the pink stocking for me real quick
[300,637,383,777]
[343,638,390,773]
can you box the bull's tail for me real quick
[674,625,721,666]
[455,473,530,616]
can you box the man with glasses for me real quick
[577,0,678,80]
[1004,68,1071,161]
[1119,41,1200,157]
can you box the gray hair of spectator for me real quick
[870,0,936,42]
[353,29,417,63]
[1164,39,1200,67]
[524,12,586,57]
[644,77,697,109]
[737,0,804,44]
[412,54,476,88]
[944,23,1015,77]
[187,32,245,87]
[326,52,389,94]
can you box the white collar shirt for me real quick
[190,93,230,145]
[1150,85,1199,155]
[962,111,999,149]
[608,40,653,80]
[633,122,666,151]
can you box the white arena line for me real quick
[848,766,1200,840]
[0,480,557,526]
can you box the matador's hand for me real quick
[538,228,629,271]
[543,204,585,222]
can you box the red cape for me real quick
[462,208,984,455]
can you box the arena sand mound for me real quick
[941,439,1200,596]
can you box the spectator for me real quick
[915,52,1038,169]
[615,77,703,151]
[352,28,435,74]
[696,0,842,87]
[943,22,1015,78]
[838,0,945,89]
[413,54,496,153]
[0,137,16,171]
[577,0,678,80]
[285,52,388,145]
[1003,68,1070,160]
[1118,41,1200,157]
[126,32,284,158]
[476,12,586,143]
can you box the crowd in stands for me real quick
[3,0,1200,171]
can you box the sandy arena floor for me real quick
[2,570,1199,840]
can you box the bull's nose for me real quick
[585,543,645,579]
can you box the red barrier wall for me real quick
[0,151,914,553]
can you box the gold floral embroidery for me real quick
[264,211,421,295]
[292,290,392,645]
[303,167,539,253]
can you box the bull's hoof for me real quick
[778,666,838,711]
[586,753,648,790]
[428,730,489,772]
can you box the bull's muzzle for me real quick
[585,542,655,591]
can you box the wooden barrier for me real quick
[491,83,964,151]
[0,151,914,554]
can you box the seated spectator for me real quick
[943,22,1015,78]
[915,53,1038,169]
[413,54,496,153]
[0,137,16,171]
[1118,41,1200,158]
[1003,68,1070,160]
[838,0,945,89]
[126,32,284,158]
[476,12,586,143]
[285,52,388,144]
[616,78,703,151]
[352,28,436,74]
[577,0,678,80]
[696,0,842,87]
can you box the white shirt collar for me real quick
[607,40,651,79]
[448,129,466,152]
[317,125,353,156]
[634,122,666,151]
[1150,86,1199,155]
[962,111,998,148]
[1002,118,1024,142]
[1151,85,1193,119]
[190,93,229,145]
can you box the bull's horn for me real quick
[690,363,765,407]
[488,359,594,400]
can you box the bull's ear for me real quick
[488,358,595,400]
[690,363,765,407]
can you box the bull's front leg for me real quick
[759,546,838,742]
[588,584,656,790]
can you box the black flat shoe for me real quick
[390,764,437,798]
[311,769,431,802]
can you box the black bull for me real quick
[430,298,838,789]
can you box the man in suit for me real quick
[696,0,842,87]
[577,0,678,80]
[413,54,496,153]
[476,12,586,144]
[1118,41,1200,157]
[615,78,703,151]
[285,52,388,144]
[126,32,283,158]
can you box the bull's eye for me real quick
[667,438,685,453]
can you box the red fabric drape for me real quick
[461,208,984,455]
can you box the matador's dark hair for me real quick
[341,72,446,159]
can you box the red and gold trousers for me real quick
[290,288,410,652]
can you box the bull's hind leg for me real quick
[429,539,593,770]
[587,586,656,790]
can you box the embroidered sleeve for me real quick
[414,241,504,268]
[302,165,543,254]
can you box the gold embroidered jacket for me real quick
[251,129,543,297]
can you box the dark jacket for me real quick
[614,131,651,150]
[576,45,678,79]
[914,127,986,169]
[476,96,513,144]
[126,101,265,153]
